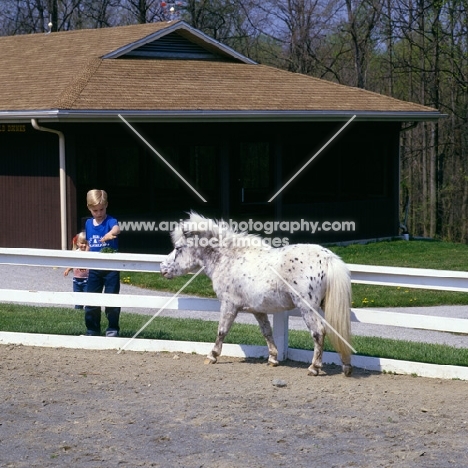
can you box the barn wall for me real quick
[0,124,61,248]
[0,120,401,252]
[278,121,401,244]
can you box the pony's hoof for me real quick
[343,365,353,377]
[268,358,279,367]
[307,365,320,376]
[204,356,217,365]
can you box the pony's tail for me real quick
[323,255,352,363]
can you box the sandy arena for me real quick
[1,344,467,467]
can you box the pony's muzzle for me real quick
[160,263,173,279]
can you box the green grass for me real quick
[1,303,468,367]
[121,239,468,307]
[0,304,261,344]
[122,271,215,297]
[331,238,468,270]
[335,239,468,308]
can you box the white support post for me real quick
[272,311,290,361]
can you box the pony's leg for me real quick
[253,313,279,366]
[301,308,326,376]
[205,302,238,365]
[341,352,352,376]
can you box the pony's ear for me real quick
[181,214,216,240]
[170,223,189,245]
[181,218,202,238]
[181,220,194,237]
[183,228,204,240]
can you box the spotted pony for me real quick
[160,213,353,376]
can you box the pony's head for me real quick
[160,212,222,279]
[160,212,268,279]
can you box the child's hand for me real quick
[100,233,117,242]
[64,269,71,277]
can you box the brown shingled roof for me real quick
[0,21,441,121]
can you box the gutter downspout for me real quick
[31,119,67,250]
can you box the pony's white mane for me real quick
[172,212,266,250]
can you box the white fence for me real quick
[1,247,468,380]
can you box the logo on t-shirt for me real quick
[90,235,106,250]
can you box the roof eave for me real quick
[0,109,446,124]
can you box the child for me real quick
[84,189,121,337]
[63,232,89,309]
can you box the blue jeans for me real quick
[84,270,120,335]
[72,277,88,309]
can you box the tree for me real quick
[0,0,117,33]
[341,0,383,88]
[119,0,166,24]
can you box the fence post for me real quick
[273,311,290,361]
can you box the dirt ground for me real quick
[0,344,467,468]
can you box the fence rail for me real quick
[1,248,468,380]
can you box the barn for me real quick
[0,20,442,253]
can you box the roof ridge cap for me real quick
[53,57,103,109]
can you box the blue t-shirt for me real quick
[86,215,119,252]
